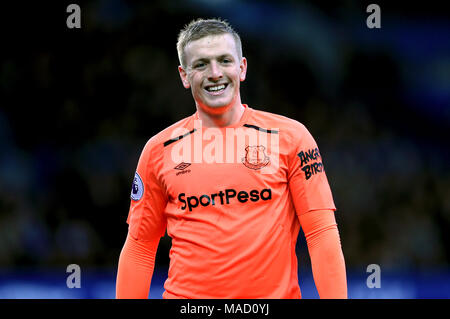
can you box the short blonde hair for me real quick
[177,18,243,68]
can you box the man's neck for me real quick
[196,102,245,128]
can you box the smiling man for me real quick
[178,31,246,126]
[116,18,347,299]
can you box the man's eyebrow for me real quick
[191,54,234,64]
[191,57,209,64]
[216,54,234,60]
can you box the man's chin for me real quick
[198,101,233,115]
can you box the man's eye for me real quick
[194,63,206,68]
[222,59,231,64]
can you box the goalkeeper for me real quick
[116,18,347,299]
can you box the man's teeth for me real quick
[207,84,226,92]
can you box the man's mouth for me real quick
[204,83,228,95]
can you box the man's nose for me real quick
[208,61,223,80]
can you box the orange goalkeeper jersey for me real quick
[126,105,336,299]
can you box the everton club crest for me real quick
[242,145,270,170]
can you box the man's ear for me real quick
[239,57,247,82]
[178,65,190,89]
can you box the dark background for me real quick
[0,0,449,298]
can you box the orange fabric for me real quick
[122,105,341,298]
[116,233,159,299]
[299,210,347,298]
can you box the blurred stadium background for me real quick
[0,0,449,298]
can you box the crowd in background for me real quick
[0,1,449,274]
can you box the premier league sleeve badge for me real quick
[130,172,144,201]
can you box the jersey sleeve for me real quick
[298,209,347,298]
[127,139,167,241]
[287,123,336,216]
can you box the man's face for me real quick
[179,34,247,112]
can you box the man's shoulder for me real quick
[142,114,195,152]
[249,107,309,137]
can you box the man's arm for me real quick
[116,138,167,298]
[116,233,160,299]
[285,122,346,297]
[298,209,347,298]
